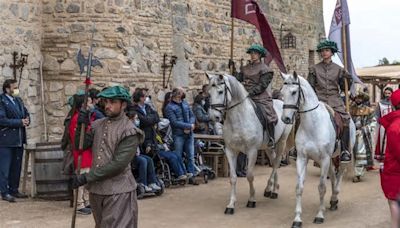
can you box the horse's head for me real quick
[205,72,230,122]
[280,71,302,124]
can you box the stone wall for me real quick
[0,0,43,143]
[1,0,325,142]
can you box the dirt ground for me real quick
[0,163,390,228]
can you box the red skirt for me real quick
[380,172,400,200]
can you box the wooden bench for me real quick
[194,134,228,177]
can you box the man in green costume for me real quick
[72,86,144,228]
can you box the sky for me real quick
[323,0,400,68]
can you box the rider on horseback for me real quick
[230,44,278,148]
[308,40,353,162]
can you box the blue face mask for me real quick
[134,119,140,127]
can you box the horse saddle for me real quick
[252,102,267,130]
[323,103,344,140]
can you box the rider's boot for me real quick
[340,123,351,163]
[267,123,275,149]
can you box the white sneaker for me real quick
[149,183,161,191]
[186,173,193,178]
[144,185,153,192]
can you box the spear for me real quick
[71,23,101,228]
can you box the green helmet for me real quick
[97,86,131,102]
[246,44,266,57]
[317,40,338,53]
[67,90,85,107]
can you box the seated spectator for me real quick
[165,87,198,185]
[155,119,187,181]
[193,94,211,134]
[128,111,161,192]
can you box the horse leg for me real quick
[272,139,286,198]
[292,155,308,228]
[224,148,238,215]
[264,148,275,198]
[328,160,339,211]
[246,148,257,208]
[313,157,330,224]
[330,161,348,211]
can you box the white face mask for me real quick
[134,119,140,127]
[201,100,206,106]
[145,97,151,103]
[11,89,20,97]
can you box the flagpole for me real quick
[230,17,235,74]
[341,0,350,113]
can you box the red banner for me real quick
[232,0,286,73]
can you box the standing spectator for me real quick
[375,87,393,162]
[0,79,30,202]
[62,94,98,215]
[378,89,400,228]
[162,92,172,118]
[165,87,198,185]
[89,88,105,118]
[71,86,144,228]
[193,94,210,134]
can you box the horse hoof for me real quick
[313,217,324,224]
[264,191,271,198]
[246,201,256,208]
[291,221,302,228]
[270,193,278,199]
[352,176,361,183]
[224,207,234,215]
[329,200,339,211]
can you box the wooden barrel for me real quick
[27,142,72,201]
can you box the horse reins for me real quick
[282,79,320,114]
[210,79,248,119]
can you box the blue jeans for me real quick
[134,155,157,186]
[158,150,186,176]
[173,134,195,175]
[0,147,24,196]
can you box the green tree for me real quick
[378,57,390,66]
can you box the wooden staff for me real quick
[230,18,235,75]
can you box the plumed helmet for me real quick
[246,44,267,57]
[317,40,338,53]
[390,89,400,107]
[97,86,131,102]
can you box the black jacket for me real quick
[132,104,160,150]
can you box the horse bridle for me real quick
[209,79,248,119]
[282,79,319,115]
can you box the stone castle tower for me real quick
[0,0,324,142]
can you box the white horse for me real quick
[280,72,355,228]
[206,73,292,214]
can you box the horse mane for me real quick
[225,74,249,103]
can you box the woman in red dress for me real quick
[379,89,400,228]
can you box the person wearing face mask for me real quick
[126,110,161,193]
[193,94,210,134]
[165,87,199,185]
[0,79,30,202]
[61,94,101,215]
